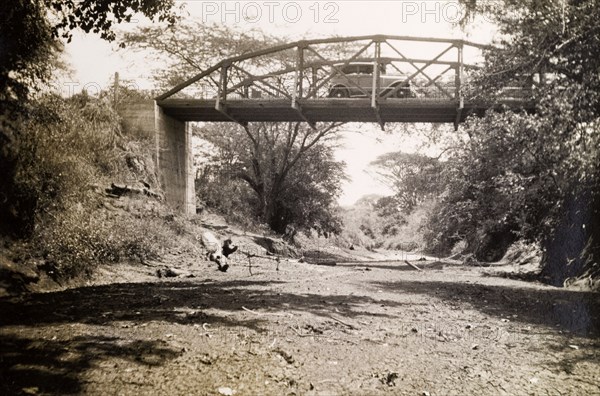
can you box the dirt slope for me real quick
[1,255,599,395]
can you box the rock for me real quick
[274,348,294,364]
[217,387,236,395]
[253,236,299,258]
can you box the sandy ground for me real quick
[1,253,599,396]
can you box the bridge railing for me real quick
[157,35,536,127]
[158,35,486,99]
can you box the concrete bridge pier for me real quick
[119,100,195,215]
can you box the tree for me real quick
[196,122,346,235]
[371,152,443,213]
[121,21,283,90]
[1,0,178,102]
[428,0,600,282]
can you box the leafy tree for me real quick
[49,0,178,42]
[427,0,600,282]
[196,122,345,235]
[371,152,443,213]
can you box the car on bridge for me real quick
[328,61,415,99]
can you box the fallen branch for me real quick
[327,315,358,330]
[242,252,283,261]
[404,260,423,271]
[287,326,358,345]
[242,306,293,317]
[287,325,315,337]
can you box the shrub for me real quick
[3,92,177,280]
[34,198,175,280]
[2,93,122,237]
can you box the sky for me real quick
[62,1,497,206]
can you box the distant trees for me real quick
[371,152,443,213]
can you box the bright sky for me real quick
[63,1,497,206]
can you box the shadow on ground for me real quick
[0,334,181,395]
[0,278,412,394]
[0,279,406,331]
[371,279,600,338]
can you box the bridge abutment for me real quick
[119,100,195,215]
[155,103,196,215]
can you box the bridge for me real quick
[155,35,534,130]
[122,35,536,215]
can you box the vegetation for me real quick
[0,1,181,281]
[336,195,432,253]
[418,0,600,283]
[195,122,346,236]
[5,92,178,279]
[371,152,443,214]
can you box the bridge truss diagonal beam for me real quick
[155,34,534,128]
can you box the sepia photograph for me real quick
[1,1,599,394]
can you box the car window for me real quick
[358,65,373,74]
[340,65,355,74]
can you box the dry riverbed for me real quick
[1,254,599,395]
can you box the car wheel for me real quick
[394,85,411,98]
[329,86,349,98]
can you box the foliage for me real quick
[121,21,282,90]
[424,0,600,281]
[1,0,178,110]
[0,1,182,281]
[195,122,346,235]
[337,194,431,252]
[48,0,178,42]
[0,0,60,104]
[34,202,173,279]
[1,0,179,237]
[4,92,178,279]
[371,152,444,213]
[1,93,122,236]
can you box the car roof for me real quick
[333,58,394,66]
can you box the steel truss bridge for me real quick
[156,35,534,129]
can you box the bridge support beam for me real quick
[155,102,196,215]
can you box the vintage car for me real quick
[328,62,415,98]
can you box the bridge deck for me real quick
[158,98,530,124]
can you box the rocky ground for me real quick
[1,249,599,395]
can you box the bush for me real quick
[2,92,177,280]
[34,199,175,280]
[2,93,122,237]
